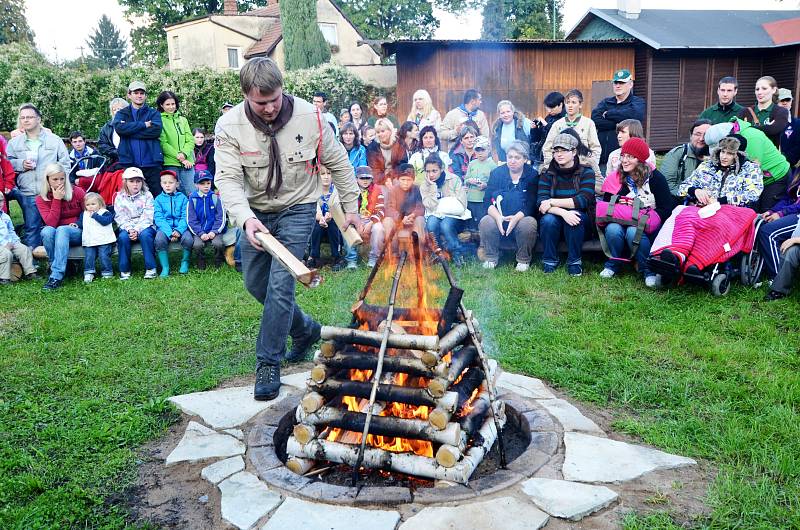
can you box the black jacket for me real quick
[483,163,539,217]
[97,120,118,163]
[591,93,646,165]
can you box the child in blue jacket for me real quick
[153,170,193,276]
[187,169,227,269]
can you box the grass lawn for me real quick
[1,227,799,528]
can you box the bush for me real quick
[0,45,391,140]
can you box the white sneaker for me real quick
[83,273,95,283]
[101,272,114,279]
[144,268,157,279]
[120,272,131,280]
[482,261,497,269]
[367,258,377,268]
[515,262,529,272]
[645,274,661,288]
[346,261,358,270]
[599,268,615,279]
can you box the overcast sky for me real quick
[24,0,797,61]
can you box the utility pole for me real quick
[78,45,85,65]
[552,0,556,39]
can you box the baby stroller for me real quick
[72,154,125,207]
[647,204,764,296]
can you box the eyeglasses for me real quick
[553,147,574,153]
[19,115,38,120]
[357,176,373,180]
[474,147,486,151]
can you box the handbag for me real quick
[595,195,661,261]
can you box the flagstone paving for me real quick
[159,369,700,529]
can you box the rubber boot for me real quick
[179,249,191,274]
[157,250,170,278]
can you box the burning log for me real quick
[351,301,442,324]
[296,407,463,447]
[313,350,444,379]
[451,367,486,408]
[437,286,464,337]
[427,346,479,397]
[310,378,453,408]
[459,391,492,435]
[437,323,470,354]
[320,325,440,351]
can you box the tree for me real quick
[334,0,482,40]
[281,0,331,70]
[481,0,505,40]
[0,0,34,45]
[87,15,129,69]
[480,0,564,40]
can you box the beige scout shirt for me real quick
[214,97,359,228]
[438,107,490,152]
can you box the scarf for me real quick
[565,114,582,127]
[244,94,294,197]
[458,104,478,120]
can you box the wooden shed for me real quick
[382,8,800,151]
[567,7,800,150]
[382,39,635,139]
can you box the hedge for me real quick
[0,43,392,140]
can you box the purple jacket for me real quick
[768,175,800,217]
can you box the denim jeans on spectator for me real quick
[8,189,43,248]
[539,212,588,268]
[41,225,82,280]
[756,213,799,279]
[467,201,486,232]
[117,226,157,273]
[426,216,464,257]
[241,203,316,366]
[154,229,193,251]
[234,228,242,265]
[84,243,114,275]
[602,223,653,276]
[310,219,342,260]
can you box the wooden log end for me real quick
[435,444,462,468]
[286,457,315,475]
[427,378,447,398]
[301,392,325,414]
[320,341,337,358]
[428,408,450,430]
[310,365,327,384]
[293,424,317,445]
[421,350,439,367]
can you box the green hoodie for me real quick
[159,111,194,168]
[735,118,789,186]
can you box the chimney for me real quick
[617,0,641,19]
[224,0,237,15]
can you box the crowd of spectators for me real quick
[1,68,799,301]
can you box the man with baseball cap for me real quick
[113,80,165,195]
[778,88,800,167]
[591,68,646,169]
[214,57,361,401]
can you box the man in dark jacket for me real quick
[591,69,646,168]
[778,88,800,167]
[113,81,164,194]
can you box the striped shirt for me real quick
[536,164,596,211]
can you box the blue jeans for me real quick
[242,203,316,365]
[310,219,342,259]
[84,243,114,275]
[117,226,157,273]
[234,228,242,265]
[154,229,193,251]
[757,213,799,279]
[426,216,464,257]
[467,201,486,231]
[164,166,196,198]
[603,223,653,276]
[539,212,588,267]
[8,189,43,248]
[41,225,82,280]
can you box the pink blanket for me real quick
[651,205,757,271]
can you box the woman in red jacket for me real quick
[0,136,15,213]
[36,163,85,290]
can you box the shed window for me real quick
[228,48,240,69]
[318,23,338,46]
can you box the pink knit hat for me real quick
[621,137,650,162]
